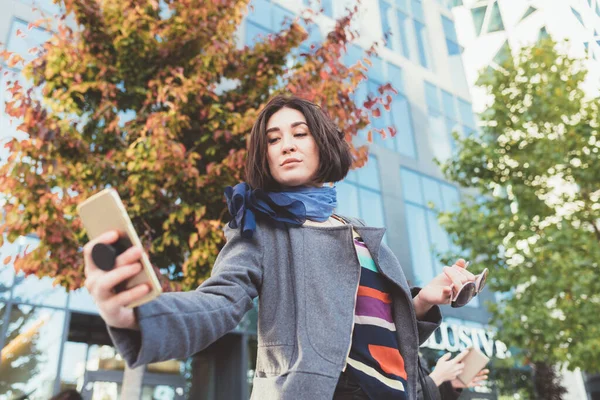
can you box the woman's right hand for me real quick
[428,349,469,386]
[83,230,151,330]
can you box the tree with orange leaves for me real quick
[0,0,395,292]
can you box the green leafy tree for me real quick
[440,38,599,398]
[0,0,395,291]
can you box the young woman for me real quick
[83,95,476,399]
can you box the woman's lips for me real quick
[281,158,301,166]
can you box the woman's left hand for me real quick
[413,259,475,318]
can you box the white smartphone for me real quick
[457,347,490,385]
[77,188,162,307]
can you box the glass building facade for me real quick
[0,0,550,399]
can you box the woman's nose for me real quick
[281,136,296,153]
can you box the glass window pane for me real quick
[427,210,450,275]
[68,287,99,314]
[440,184,460,212]
[272,5,294,29]
[400,168,423,205]
[357,156,381,190]
[520,6,537,22]
[458,99,476,128]
[7,19,52,64]
[396,0,409,13]
[396,11,411,59]
[380,0,393,50]
[12,274,68,307]
[322,0,334,17]
[428,112,452,162]
[247,0,272,29]
[359,189,385,228]
[424,82,440,112]
[411,0,425,21]
[391,95,417,158]
[245,21,271,47]
[471,5,487,36]
[414,20,429,68]
[59,341,89,391]
[405,204,435,286]
[344,45,364,67]
[305,24,323,49]
[388,63,404,93]
[488,2,504,32]
[441,15,458,41]
[336,181,360,218]
[441,90,456,119]
[0,266,14,300]
[422,177,443,210]
[446,39,461,56]
[346,168,358,183]
[1,305,65,400]
[367,57,386,84]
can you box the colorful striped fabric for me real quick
[345,230,408,399]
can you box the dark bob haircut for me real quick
[246,95,353,191]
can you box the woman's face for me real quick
[266,107,320,188]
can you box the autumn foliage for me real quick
[0,0,394,291]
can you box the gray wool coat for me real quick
[108,216,442,399]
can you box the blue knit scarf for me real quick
[224,182,337,239]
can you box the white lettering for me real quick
[423,322,510,359]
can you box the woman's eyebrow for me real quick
[266,121,308,134]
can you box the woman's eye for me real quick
[268,137,279,144]
[294,133,308,137]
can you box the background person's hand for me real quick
[83,230,150,330]
[451,368,489,389]
[414,259,475,313]
[428,349,470,386]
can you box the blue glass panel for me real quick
[571,7,584,27]
[336,181,360,218]
[441,90,456,119]
[322,0,334,17]
[396,11,411,59]
[351,81,368,107]
[427,210,450,274]
[380,0,393,50]
[446,39,461,56]
[12,274,68,307]
[367,57,386,83]
[401,168,423,205]
[411,0,425,21]
[245,21,271,47]
[429,112,452,161]
[405,204,435,286]
[414,20,429,68]
[359,189,386,228]
[7,19,52,63]
[422,176,443,210]
[458,99,476,128]
[462,125,476,137]
[68,287,99,313]
[4,305,66,398]
[396,0,409,13]
[357,155,381,190]
[424,82,440,112]
[247,0,272,29]
[346,168,358,183]
[272,5,295,29]
[446,117,459,149]
[344,44,363,67]
[391,95,416,158]
[440,184,460,212]
[441,15,458,41]
[387,63,403,93]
